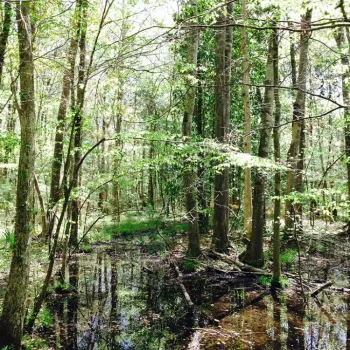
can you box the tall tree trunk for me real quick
[182,0,200,257]
[195,65,209,234]
[242,32,274,267]
[0,2,36,348]
[285,10,312,232]
[272,28,282,286]
[335,27,350,235]
[69,0,88,247]
[112,85,123,222]
[0,0,11,85]
[212,3,233,251]
[49,1,82,208]
[241,0,252,240]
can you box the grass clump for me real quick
[3,228,14,249]
[101,217,188,238]
[183,259,200,272]
[103,218,159,237]
[258,275,271,287]
[280,249,297,267]
[80,243,93,253]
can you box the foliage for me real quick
[183,259,200,272]
[280,249,297,267]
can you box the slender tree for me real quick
[241,0,253,239]
[242,32,274,267]
[272,27,282,286]
[0,1,36,347]
[285,10,312,233]
[49,1,82,208]
[69,0,88,247]
[0,0,11,85]
[335,27,350,235]
[182,0,200,257]
[212,2,233,251]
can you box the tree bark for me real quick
[242,32,274,267]
[241,0,252,240]
[335,27,350,235]
[183,0,200,257]
[272,28,282,286]
[0,0,11,85]
[212,3,233,251]
[285,10,312,232]
[69,0,88,247]
[0,2,36,348]
[49,1,82,207]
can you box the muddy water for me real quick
[33,237,350,349]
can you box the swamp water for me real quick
[1,234,350,349]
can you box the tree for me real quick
[0,1,36,347]
[211,2,233,251]
[0,0,11,85]
[241,32,274,267]
[241,0,253,240]
[335,2,350,235]
[272,27,282,286]
[182,0,200,257]
[285,10,312,233]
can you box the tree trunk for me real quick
[212,3,233,251]
[49,1,82,207]
[0,2,36,348]
[195,54,209,235]
[241,0,252,240]
[335,27,350,235]
[0,0,11,85]
[112,85,123,222]
[69,0,88,247]
[242,32,274,267]
[285,10,312,232]
[183,0,200,257]
[272,28,282,286]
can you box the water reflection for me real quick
[38,239,350,350]
[200,284,349,349]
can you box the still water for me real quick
[36,236,349,349]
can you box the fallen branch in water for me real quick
[170,261,194,307]
[207,250,268,274]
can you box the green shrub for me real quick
[258,275,271,286]
[80,243,93,253]
[54,281,72,294]
[280,249,297,267]
[183,259,200,272]
[37,307,52,329]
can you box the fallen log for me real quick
[310,281,333,297]
[207,250,268,274]
[170,261,194,307]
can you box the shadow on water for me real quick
[28,235,350,349]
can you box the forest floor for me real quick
[0,218,349,349]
